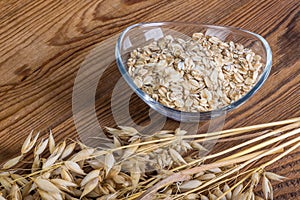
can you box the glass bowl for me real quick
[115,22,272,122]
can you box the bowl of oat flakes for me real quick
[115,22,272,122]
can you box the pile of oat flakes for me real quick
[127,32,263,112]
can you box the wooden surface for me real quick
[0,0,299,199]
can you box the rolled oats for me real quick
[127,32,263,112]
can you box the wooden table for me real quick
[0,0,299,199]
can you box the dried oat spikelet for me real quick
[21,131,39,154]
[32,155,40,173]
[42,140,66,169]
[80,170,100,187]
[81,177,98,198]
[49,129,55,154]
[130,162,141,188]
[61,142,76,160]
[179,180,202,192]
[70,148,94,162]
[262,174,273,200]
[104,153,115,176]
[34,138,49,156]
[10,183,21,200]
[264,171,286,182]
[2,155,23,169]
[169,148,187,165]
[64,161,86,175]
[121,139,140,159]
[223,183,232,199]
[232,183,244,198]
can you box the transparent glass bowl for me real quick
[115,22,272,122]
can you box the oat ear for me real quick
[1,117,299,199]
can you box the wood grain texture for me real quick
[0,0,299,199]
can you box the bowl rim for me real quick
[115,22,272,118]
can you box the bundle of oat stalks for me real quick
[1,118,300,200]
